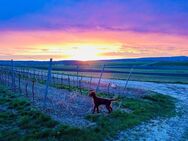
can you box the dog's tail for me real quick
[110,98,120,102]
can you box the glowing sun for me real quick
[65,45,103,61]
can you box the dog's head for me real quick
[88,90,96,97]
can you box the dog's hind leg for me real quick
[106,105,111,113]
[96,106,99,113]
[110,106,113,112]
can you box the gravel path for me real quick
[110,81,188,141]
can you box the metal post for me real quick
[25,82,28,97]
[107,83,111,94]
[79,76,83,94]
[68,74,71,91]
[96,65,105,92]
[89,76,93,90]
[32,80,35,102]
[76,65,79,88]
[44,58,53,107]
[123,67,133,94]
[61,74,63,85]
[11,59,16,92]
[7,70,10,87]
[18,74,21,93]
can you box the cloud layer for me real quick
[1,0,188,35]
[0,0,188,60]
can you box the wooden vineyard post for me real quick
[77,65,79,89]
[29,69,32,79]
[31,70,35,102]
[7,71,10,87]
[123,67,133,94]
[36,71,39,81]
[41,71,43,81]
[61,74,63,85]
[27,69,29,78]
[18,73,21,93]
[33,69,36,80]
[11,59,16,92]
[25,82,28,97]
[1,71,4,83]
[52,74,55,85]
[56,74,58,85]
[23,69,25,79]
[32,80,35,102]
[57,74,60,85]
[2,71,4,83]
[44,58,53,107]
[68,74,71,91]
[79,76,83,94]
[39,70,41,81]
[25,69,29,96]
[96,65,105,92]
[57,74,59,85]
[89,76,92,90]
[0,69,1,82]
[107,83,111,94]
[0,70,2,83]
[4,71,7,86]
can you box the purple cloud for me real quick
[0,0,188,35]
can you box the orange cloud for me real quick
[0,30,187,60]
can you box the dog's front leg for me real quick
[93,106,96,114]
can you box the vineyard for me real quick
[0,59,148,127]
[0,59,187,141]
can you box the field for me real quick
[29,59,188,84]
[0,57,188,141]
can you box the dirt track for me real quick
[110,82,188,141]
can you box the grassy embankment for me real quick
[0,84,176,141]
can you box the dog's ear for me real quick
[91,91,96,95]
[88,90,96,96]
[90,90,96,93]
[89,90,95,94]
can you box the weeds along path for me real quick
[110,82,188,141]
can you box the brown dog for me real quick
[89,90,117,113]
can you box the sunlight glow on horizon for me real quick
[0,30,188,61]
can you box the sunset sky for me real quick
[0,0,188,61]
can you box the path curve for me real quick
[110,81,188,141]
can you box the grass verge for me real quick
[182,128,188,141]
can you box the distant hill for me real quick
[124,56,188,62]
[57,56,188,63]
[0,56,187,66]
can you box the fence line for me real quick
[44,58,53,107]
[0,59,137,100]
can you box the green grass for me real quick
[85,94,176,139]
[182,128,188,141]
[59,71,188,84]
[0,85,176,141]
